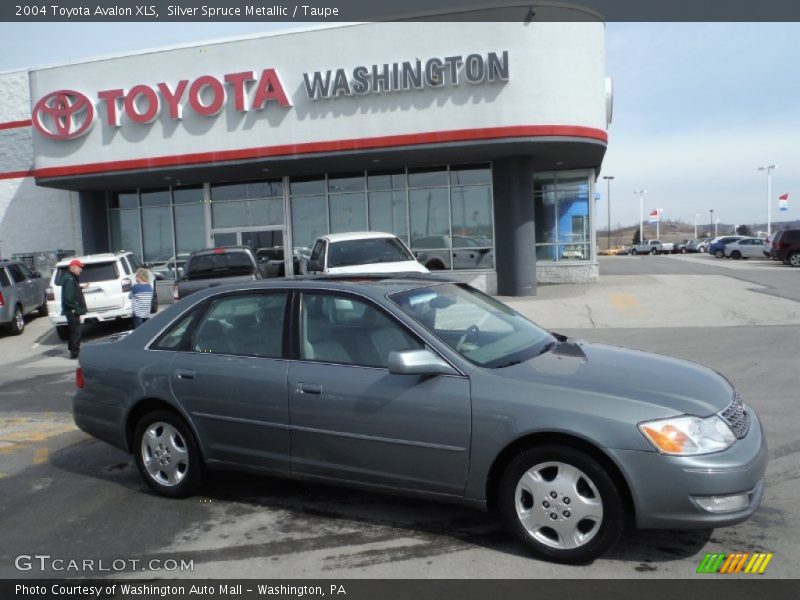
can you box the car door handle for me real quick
[175,369,195,380]
[296,383,322,395]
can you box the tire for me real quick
[731,251,741,260]
[714,249,724,258]
[8,305,24,335]
[650,248,658,255]
[38,297,49,316]
[56,325,70,341]
[681,248,687,254]
[497,445,624,564]
[133,410,204,498]
[631,249,637,255]
[789,252,800,268]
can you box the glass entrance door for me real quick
[211,227,291,277]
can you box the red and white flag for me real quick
[648,210,659,224]
[779,193,789,211]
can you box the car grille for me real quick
[719,391,750,439]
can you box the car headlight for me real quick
[638,415,736,455]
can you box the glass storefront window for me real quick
[109,209,142,257]
[329,193,367,233]
[110,191,138,209]
[175,204,206,255]
[142,206,174,263]
[212,198,283,228]
[534,171,592,262]
[173,185,204,204]
[290,177,325,196]
[409,187,451,270]
[408,167,448,188]
[368,171,405,190]
[328,174,365,193]
[140,188,171,207]
[291,195,327,250]
[451,185,494,269]
[368,190,408,241]
[450,164,492,185]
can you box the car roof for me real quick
[180,273,457,301]
[55,251,132,266]
[321,231,396,243]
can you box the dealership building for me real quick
[0,6,610,295]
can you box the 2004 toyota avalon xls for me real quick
[73,277,767,563]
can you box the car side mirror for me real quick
[307,259,322,273]
[388,349,457,376]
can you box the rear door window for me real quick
[0,268,9,288]
[186,252,255,280]
[54,262,119,285]
[7,264,25,283]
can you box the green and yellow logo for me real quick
[696,552,774,574]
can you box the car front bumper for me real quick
[608,409,767,529]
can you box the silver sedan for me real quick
[724,237,767,259]
[72,276,767,564]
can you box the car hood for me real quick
[326,261,429,274]
[499,340,734,417]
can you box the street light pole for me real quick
[758,164,777,236]
[634,189,647,242]
[603,175,614,249]
[710,209,714,237]
[694,213,700,239]
[715,218,720,237]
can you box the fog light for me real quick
[694,493,749,513]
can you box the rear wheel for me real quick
[789,252,800,267]
[631,249,637,255]
[8,305,24,335]
[497,445,624,563]
[714,249,724,258]
[650,248,658,255]
[56,325,70,341]
[133,410,203,498]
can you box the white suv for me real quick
[47,251,150,340]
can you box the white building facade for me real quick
[0,10,610,295]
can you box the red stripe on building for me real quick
[0,169,34,180]
[0,119,32,131]
[32,125,608,179]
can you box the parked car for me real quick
[0,259,49,335]
[150,253,190,281]
[673,240,690,254]
[307,232,429,274]
[47,251,148,341]
[696,239,711,253]
[771,229,800,267]
[74,276,766,563]
[685,238,708,253]
[174,246,263,301]
[707,236,746,258]
[724,237,766,260]
[630,240,663,255]
[599,246,628,256]
[411,235,494,270]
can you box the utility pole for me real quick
[758,165,777,236]
[635,190,647,242]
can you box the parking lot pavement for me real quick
[1,264,798,579]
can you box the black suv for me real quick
[772,229,800,267]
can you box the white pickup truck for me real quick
[630,240,674,255]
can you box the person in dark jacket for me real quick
[61,259,87,359]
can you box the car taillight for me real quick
[46,287,55,301]
[0,291,4,308]
[173,284,180,301]
[75,367,84,389]
[121,277,132,292]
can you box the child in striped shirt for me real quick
[130,268,154,329]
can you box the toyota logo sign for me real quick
[32,90,95,141]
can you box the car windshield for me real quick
[327,238,415,268]
[389,283,555,368]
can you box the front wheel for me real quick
[133,410,204,498]
[650,248,658,255]
[789,252,800,267]
[714,249,724,258]
[631,249,637,255]
[8,305,24,335]
[497,445,624,564]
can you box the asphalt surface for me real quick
[0,254,797,580]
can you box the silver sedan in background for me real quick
[724,237,767,259]
[72,276,767,564]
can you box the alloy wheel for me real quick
[141,421,189,487]
[514,461,603,550]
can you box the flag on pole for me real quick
[779,193,789,212]
[649,209,659,224]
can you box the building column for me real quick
[492,156,536,296]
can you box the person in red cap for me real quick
[61,259,87,359]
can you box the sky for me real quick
[1,21,798,230]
